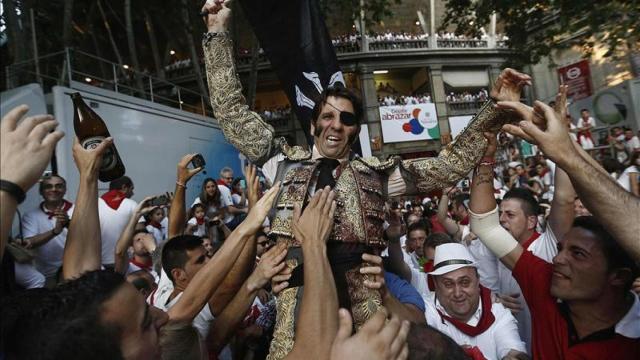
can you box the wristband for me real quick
[176,181,187,189]
[203,31,229,45]
[479,156,495,167]
[0,180,26,204]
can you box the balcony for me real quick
[446,100,484,116]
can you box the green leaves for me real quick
[440,0,639,67]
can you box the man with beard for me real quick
[200,1,531,357]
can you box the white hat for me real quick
[427,243,477,276]
[422,197,432,205]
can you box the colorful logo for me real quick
[401,108,440,138]
[402,108,425,134]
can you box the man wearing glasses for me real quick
[200,1,531,358]
[21,175,74,287]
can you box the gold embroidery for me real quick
[400,100,516,193]
[346,265,383,330]
[333,166,366,243]
[281,143,312,161]
[202,34,278,166]
[267,259,299,360]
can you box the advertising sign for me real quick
[379,103,440,143]
[557,60,593,101]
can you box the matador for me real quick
[201,3,529,358]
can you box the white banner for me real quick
[379,103,440,143]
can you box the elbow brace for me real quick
[469,206,519,258]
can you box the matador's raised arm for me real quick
[397,101,515,195]
[202,33,281,166]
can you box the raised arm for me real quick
[114,197,155,274]
[468,133,523,270]
[384,209,412,281]
[167,182,280,322]
[393,69,531,196]
[63,137,113,280]
[501,99,640,262]
[168,154,203,239]
[0,105,63,259]
[436,189,462,240]
[208,242,288,354]
[286,188,339,359]
[208,165,261,315]
[201,0,280,165]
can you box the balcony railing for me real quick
[446,100,484,116]
[5,48,214,118]
[437,39,488,48]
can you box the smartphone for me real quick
[150,195,169,207]
[240,179,246,188]
[191,154,206,170]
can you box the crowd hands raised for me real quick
[1,3,640,360]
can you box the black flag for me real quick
[238,0,348,147]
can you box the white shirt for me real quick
[466,238,499,292]
[625,136,640,153]
[14,262,45,289]
[22,203,75,277]
[146,217,169,245]
[187,217,207,237]
[409,265,430,299]
[425,295,526,360]
[98,197,137,265]
[217,185,235,224]
[617,165,639,192]
[155,290,215,340]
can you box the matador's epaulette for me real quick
[280,143,312,161]
[353,156,398,172]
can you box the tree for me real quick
[124,0,146,97]
[440,0,639,67]
[62,0,74,48]
[320,0,402,25]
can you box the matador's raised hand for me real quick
[201,0,231,33]
[490,68,532,102]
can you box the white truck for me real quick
[1,82,242,236]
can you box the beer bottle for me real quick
[70,92,126,182]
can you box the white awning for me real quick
[442,70,490,88]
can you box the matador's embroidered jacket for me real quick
[202,32,514,359]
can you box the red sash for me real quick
[436,286,496,337]
[130,257,152,271]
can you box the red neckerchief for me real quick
[463,346,488,360]
[216,179,228,187]
[459,215,470,226]
[129,257,152,271]
[101,190,126,210]
[436,286,496,337]
[40,200,73,219]
[196,217,205,225]
[423,260,436,291]
[521,231,541,250]
[148,221,163,230]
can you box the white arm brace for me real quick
[469,206,519,258]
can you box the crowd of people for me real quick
[446,89,489,103]
[258,106,292,121]
[378,93,433,106]
[0,1,638,360]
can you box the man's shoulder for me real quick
[353,156,398,172]
[279,143,312,161]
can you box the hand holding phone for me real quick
[150,195,169,207]
[190,154,207,174]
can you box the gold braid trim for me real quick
[202,33,280,166]
[267,259,299,360]
[400,100,515,194]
